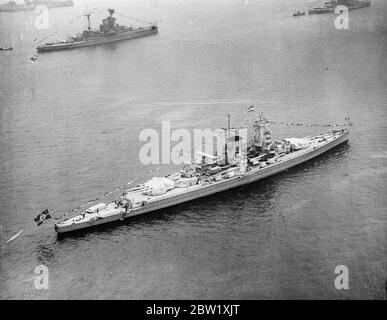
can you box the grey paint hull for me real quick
[55,130,349,233]
[37,28,158,52]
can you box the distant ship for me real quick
[0,45,13,50]
[0,0,73,12]
[37,8,158,52]
[293,11,306,17]
[53,112,350,234]
[308,0,371,14]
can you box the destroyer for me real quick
[37,8,158,52]
[54,113,350,234]
[0,0,73,12]
[308,0,371,15]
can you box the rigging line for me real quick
[87,7,103,13]
[305,0,323,10]
[34,31,59,44]
[34,13,86,44]
[69,13,87,24]
[242,107,350,128]
[267,120,350,127]
[58,176,144,220]
[115,12,155,26]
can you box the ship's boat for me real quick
[36,8,158,52]
[0,45,13,50]
[285,138,310,150]
[143,177,175,196]
[0,0,73,12]
[85,203,107,213]
[308,0,371,15]
[53,112,351,234]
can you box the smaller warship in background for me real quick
[37,8,158,52]
[0,0,73,12]
[308,0,371,14]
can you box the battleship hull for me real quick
[37,27,158,52]
[0,0,73,12]
[309,1,371,14]
[55,129,349,234]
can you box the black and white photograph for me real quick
[0,0,386,304]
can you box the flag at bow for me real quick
[34,209,52,226]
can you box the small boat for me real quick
[293,11,306,17]
[0,46,13,51]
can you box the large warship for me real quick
[37,8,158,52]
[308,0,371,14]
[54,112,350,234]
[0,0,73,12]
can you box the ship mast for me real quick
[224,113,231,165]
[85,13,91,31]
